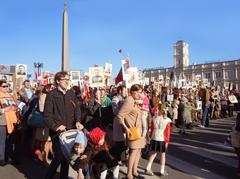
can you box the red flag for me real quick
[83,83,90,101]
[93,64,98,67]
[115,68,123,84]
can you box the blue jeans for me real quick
[202,106,209,126]
[0,126,6,161]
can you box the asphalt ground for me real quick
[0,117,238,179]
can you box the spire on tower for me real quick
[64,2,68,10]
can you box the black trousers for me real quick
[229,105,234,117]
[45,131,69,179]
[110,141,126,161]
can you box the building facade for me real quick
[143,41,240,90]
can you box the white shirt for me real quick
[151,116,171,142]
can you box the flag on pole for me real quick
[115,68,123,84]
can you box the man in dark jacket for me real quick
[44,71,83,179]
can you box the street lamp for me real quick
[33,62,43,81]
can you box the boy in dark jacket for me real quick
[70,131,88,179]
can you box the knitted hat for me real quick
[88,127,106,145]
[75,131,88,148]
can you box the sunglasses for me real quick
[1,85,8,88]
[60,78,70,81]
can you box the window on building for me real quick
[205,72,211,79]
[215,71,222,79]
[225,70,234,80]
[186,75,191,81]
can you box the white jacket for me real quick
[151,116,171,142]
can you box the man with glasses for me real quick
[44,71,83,179]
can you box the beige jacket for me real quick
[117,96,145,149]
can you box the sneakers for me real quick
[160,170,169,176]
[198,124,205,128]
[144,169,154,176]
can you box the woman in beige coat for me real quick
[117,84,145,179]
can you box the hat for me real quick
[88,127,106,145]
[75,131,88,148]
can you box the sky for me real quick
[0,0,240,76]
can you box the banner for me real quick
[125,67,139,88]
[121,59,130,80]
[48,77,55,84]
[89,67,105,87]
[144,77,149,86]
[167,95,174,102]
[0,74,12,81]
[71,71,81,81]
[16,64,27,77]
[178,79,185,88]
[195,74,201,81]
[104,63,112,77]
[203,78,209,87]
[197,101,202,110]
[0,65,11,74]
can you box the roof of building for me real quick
[143,59,240,72]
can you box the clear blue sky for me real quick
[0,0,240,76]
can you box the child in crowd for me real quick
[70,131,88,179]
[145,106,171,176]
[87,127,119,179]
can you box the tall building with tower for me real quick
[143,40,240,90]
[174,40,189,68]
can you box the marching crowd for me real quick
[0,71,240,179]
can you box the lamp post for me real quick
[33,62,43,81]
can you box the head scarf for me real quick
[88,127,106,145]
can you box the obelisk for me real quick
[61,2,69,71]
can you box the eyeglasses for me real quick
[60,78,70,81]
[1,85,8,88]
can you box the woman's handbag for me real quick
[128,127,141,141]
[28,106,45,128]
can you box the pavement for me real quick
[0,117,238,179]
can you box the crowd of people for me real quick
[0,71,240,179]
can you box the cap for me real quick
[75,131,88,148]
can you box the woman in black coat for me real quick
[84,88,102,131]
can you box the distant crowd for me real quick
[0,71,240,179]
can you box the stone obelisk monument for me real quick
[61,2,69,71]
